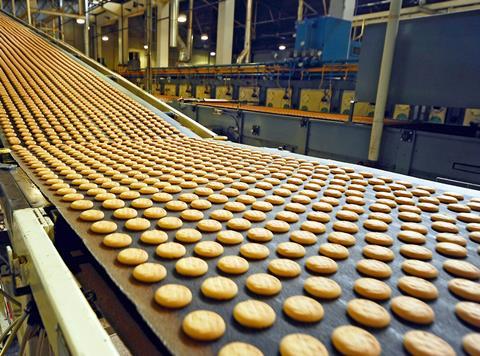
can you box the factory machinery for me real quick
[0,9,479,356]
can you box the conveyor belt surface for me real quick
[1,12,480,356]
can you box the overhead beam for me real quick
[32,8,84,19]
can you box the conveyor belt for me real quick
[1,12,480,356]
[155,96,404,126]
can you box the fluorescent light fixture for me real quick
[201,34,208,41]
[210,51,216,57]
[76,18,85,24]
[143,45,148,49]
[101,35,109,41]
[178,13,187,23]
[278,45,286,51]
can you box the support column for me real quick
[96,22,103,62]
[11,0,15,16]
[145,0,152,93]
[156,1,169,67]
[26,0,31,24]
[368,0,401,162]
[58,0,64,40]
[329,0,355,20]
[84,0,89,57]
[216,0,234,65]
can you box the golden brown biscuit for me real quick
[217,256,249,274]
[103,233,132,248]
[436,242,467,258]
[132,262,167,283]
[176,257,208,277]
[448,278,480,302]
[140,230,168,244]
[319,243,349,259]
[354,278,391,300]
[279,334,327,356]
[365,232,393,246]
[246,273,282,296]
[443,260,480,279]
[347,298,390,328]
[463,333,480,356]
[398,276,438,300]
[268,259,301,277]
[332,325,381,356]
[182,310,225,341]
[390,295,434,324]
[402,260,438,279]
[217,230,244,244]
[201,276,237,300]
[194,241,223,258]
[233,300,275,329]
[125,217,151,231]
[154,284,192,308]
[117,248,148,265]
[283,295,324,323]
[455,301,480,327]
[356,259,392,278]
[79,209,104,221]
[155,242,186,259]
[304,276,341,299]
[362,245,394,262]
[403,331,454,356]
[305,256,338,274]
[90,220,117,234]
[240,243,270,260]
[157,216,183,230]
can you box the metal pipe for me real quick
[26,0,31,24]
[84,0,89,56]
[186,0,193,61]
[58,0,64,40]
[297,0,304,21]
[236,0,252,63]
[146,0,152,93]
[11,0,15,17]
[169,0,179,47]
[367,0,401,162]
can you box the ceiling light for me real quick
[76,18,85,24]
[102,35,109,41]
[143,45,148,49]
[210,51,216,57]
[178,14,187,23]
[278,45,286,51]
[201,34,208,41]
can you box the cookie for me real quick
[265,220,290,233]
[103,233,132,248]
[240,243,270,260]
[117,248,148,265]
[448,278,480,302]
[217,230,244,245]
[102,198,125,210]
[176,257,208,277]
[362,245,394,262]
[403,331,454,356]
[79,209,105,222]
[327,231,356,247]
[217,256,249,274]
[290,230,317,245]
[402,260,438,279]
[455,301,480,327]
[157,216,183,230]
[143,207,167,219]
[304,276,341,299]
[194,241,224,258]
[113,207,138,219]
[218,342,263,356]
[182,310,225,341]
[436,233,467,246]
[210,209,234,222]
[180,209,204,221]
[140,230,168,244]
[365,232,393,246]
[247,228,273,242]
[363,219,389,232]
[347,298,390,328]
[390,295,434,324]
[279,334,328,356]
[356,259,392,278]
[132,262,167,283]
[90,220,117,234]
[354,278,391,300]
[431,221,459,234]
[70,199,94,210]
[319,243,349,259]
[268,259,301,278]
[125,217,151,231]
[175,228,202,243]
[397,276,438,300]
[246,273,282,296]
[155,242,186,259]
[333,221,359,234]
[463,333,480,356]
[436,242,467,258]
[131,198,153,209]
[201,276,238,300]
[443,260,480,279]
[400,244,432,260]
[233,300,276,329]
[397,230,426,244]
[276,242,306,258]
[332,325,381,356]
[283,295,324,323]
[154,284,192,308]
[243,210,267,222]
[305,256,338,274]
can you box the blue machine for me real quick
[295,16,353,62]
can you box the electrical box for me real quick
[196,85,212,100]
[239,87,260,105]
[216,86,233,100]
[299,89,331,112]
[295,16,351,62]
[178,84,192,98]
[341,90,375,117]
[463,108,480,126]
[393,104,411,120]
[163,84,177,96]
[266,88,292,109]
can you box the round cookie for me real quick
[332,325,381,356]
[283,295,324,323]
[397,276,438,300]
[402,260,438,279]
[268,259,301,278]
[265,220,290,233]
[103,233,132,248]
[247,228,273,242]
[400,244,432,260]
[218,342,263,356]
[443,260,480,279]
[397,230,426,244]
[279,334,328,356]
[113,207,138,220]
[436,242,467,258]
[157,216,183,230]
[403,331,455,356]
[70,199,94,210]
[201,276,238,300]
[390,295,435,324]
[175,228,202,243]
[233,300,276,329]
[363,219,389,232]
[362,245,394,262]
[365,232,393,246]
[90,220,117,234]
[455,301,480,327]
[79,209,104,221]
[143,207,167,219]
[125,217,151,231]
[354,278,391,300]
[182,310,225,341]
[180,209,204,221]
[319,243,349,260]
[328,231,356,247]
[276,242,306,259]
[240,243,270,260]
[217,230,244,245]
[304,276,341,299]
[463,333,480,356]
[290,230,317,245]
[176,257,208,277]
[305,256,338,274]
[194,241,224,258]
[346,298,390,328]
[197,219,223,232]
[154,284,192,308]
[246,273,282,296]
[132,262,167,283]
[356,259,392,279]
[227,218,252,231]
[140,230,168,244]
[333,221,359,234]
[155,242,187,259]
[117,248,148,265]
[448,278,480,302]
[217,256,249,274]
